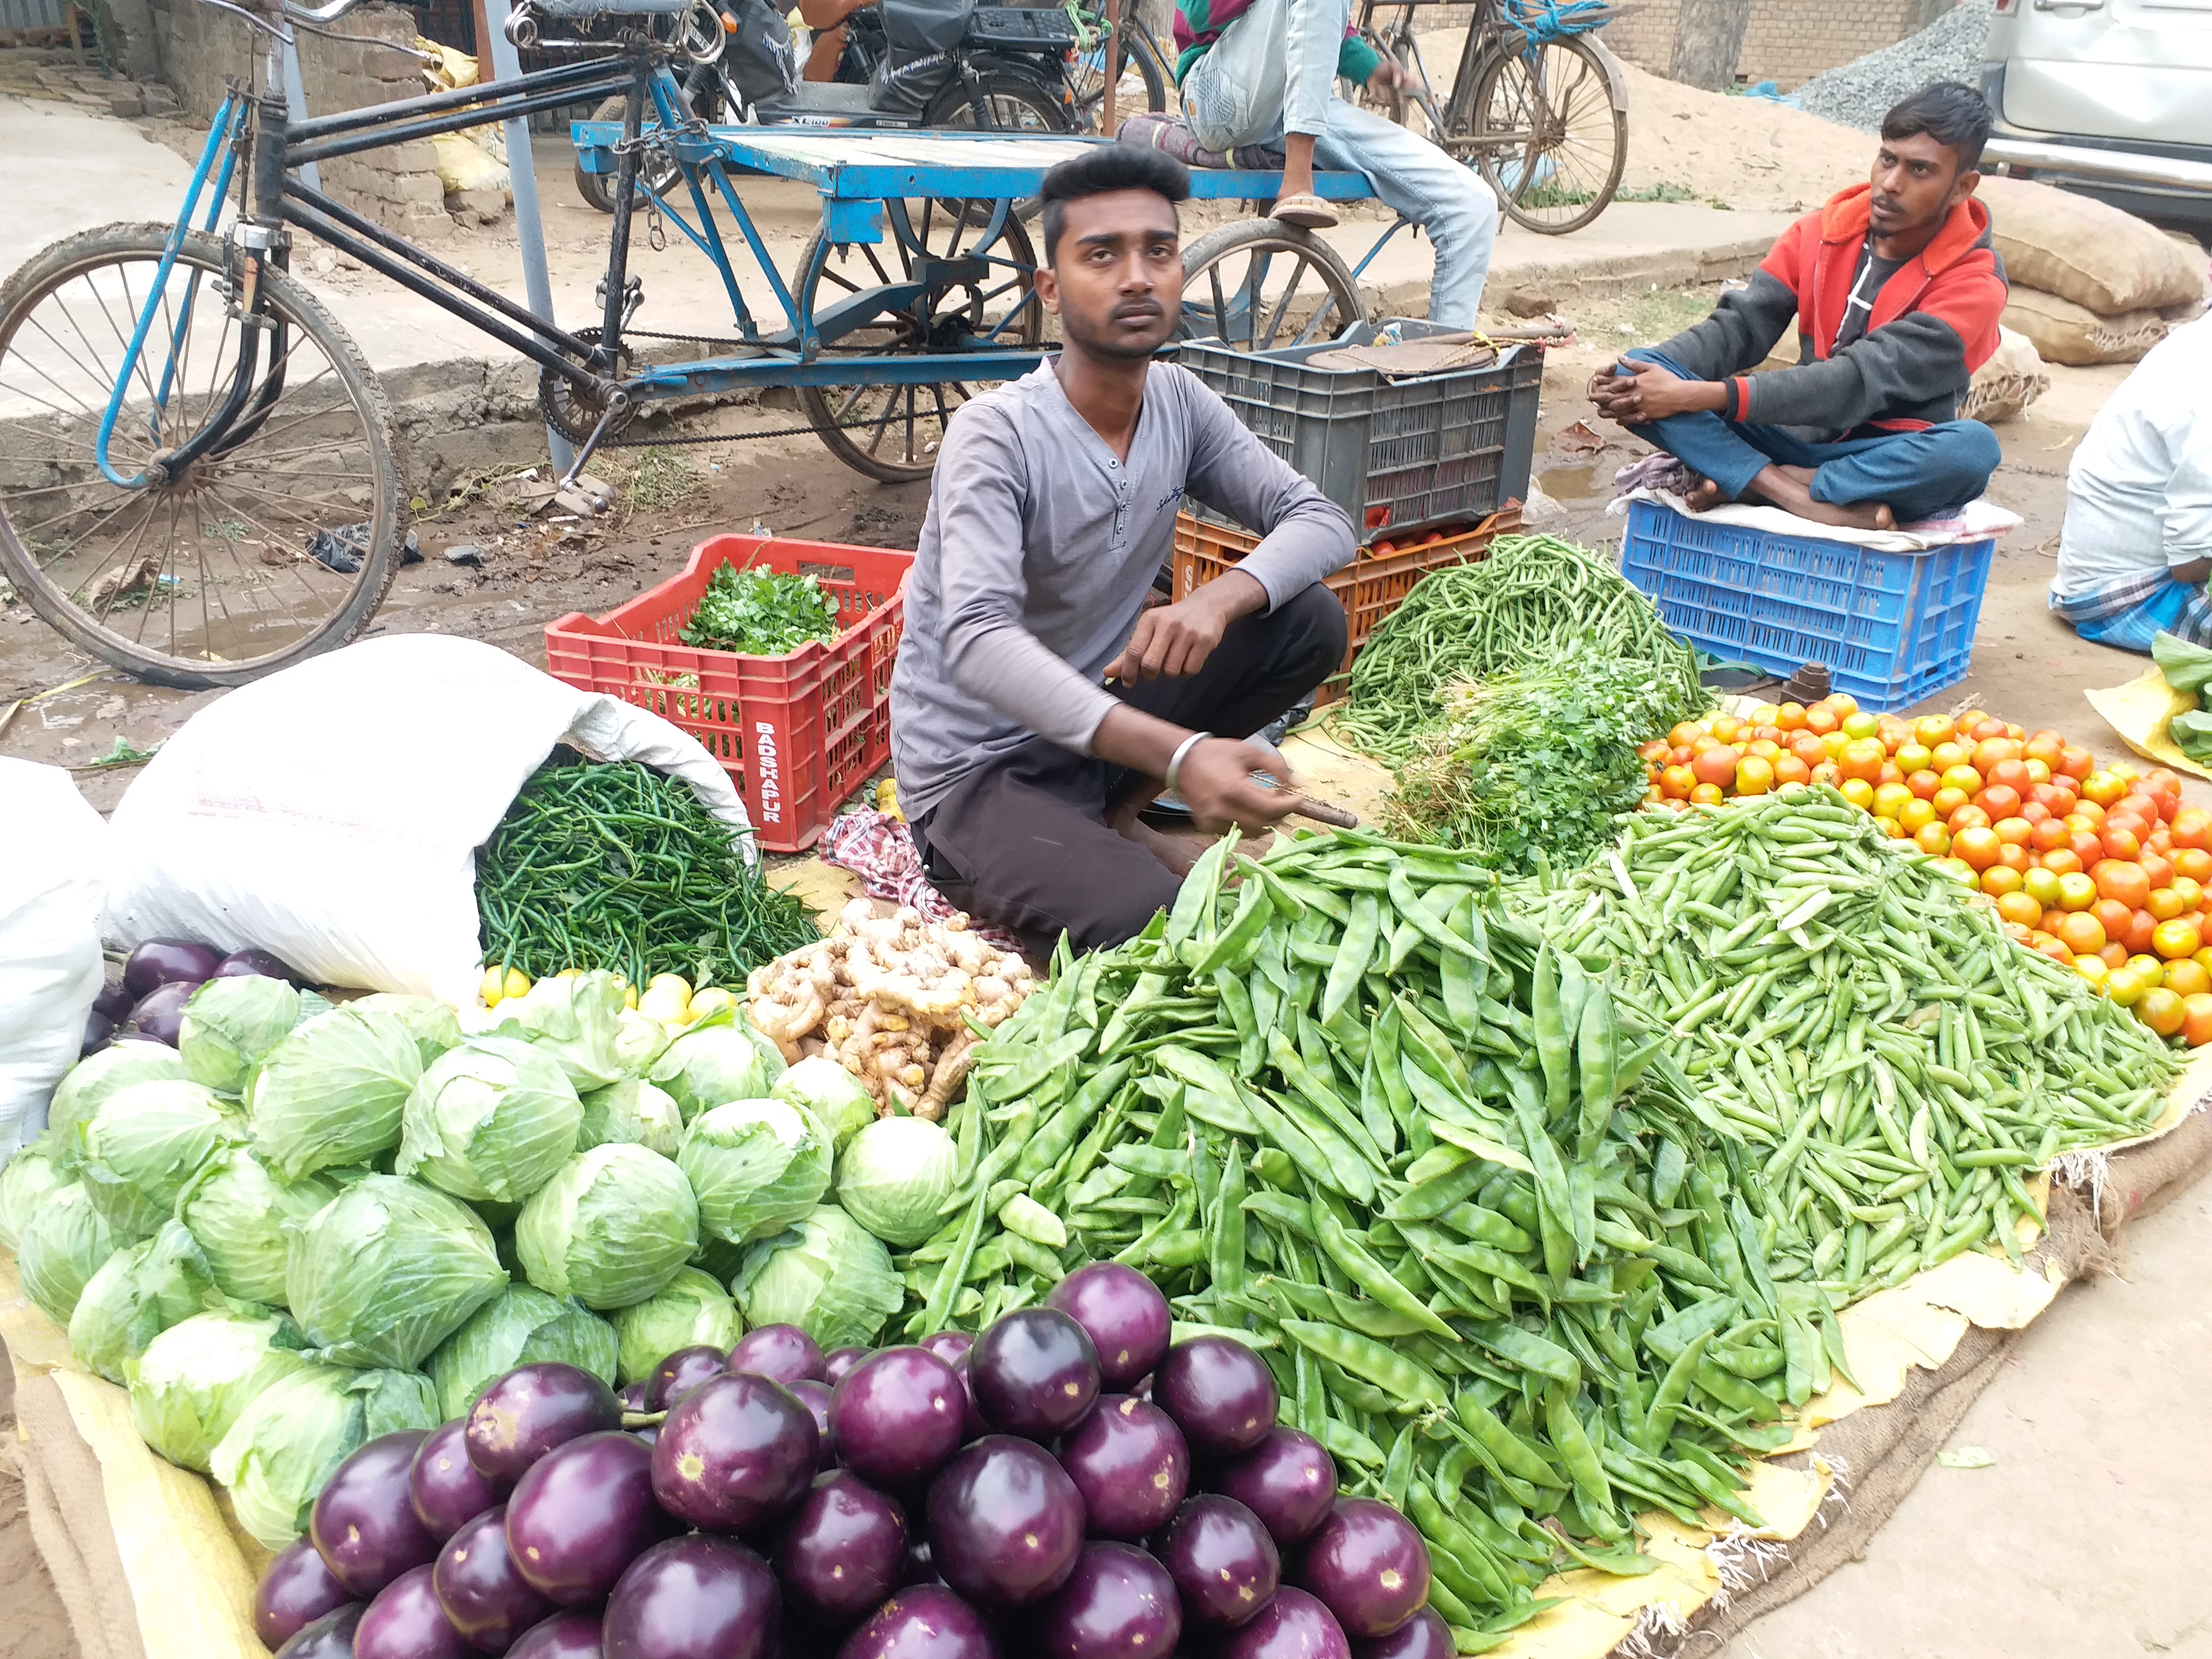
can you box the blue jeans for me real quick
[1181,0,1498,328]
[1619,349,2002,524]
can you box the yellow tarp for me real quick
[2084,666,2212,782]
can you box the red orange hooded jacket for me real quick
[1646,182,2008,439]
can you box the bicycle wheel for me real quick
[0,223,401,689]
[794,203,1043,484]
[1471,35,1625,235]
[1067,29,1167,134]
[1178,219,1364,351]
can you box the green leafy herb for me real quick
[681,564,841,657]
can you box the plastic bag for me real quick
[0,759,108,1159]
[102,636,753,1008]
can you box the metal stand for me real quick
[481,0,577,474]
[278,36,323,192]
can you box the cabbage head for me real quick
[19,1179,122,1325]
[678,1099,832,1247]
[46,1041,190,1165]
[68,1221,225,1384]
[576,1079,685,1159]
[247,1008,423,1179]
[607,1267,743,1385]
[72,1078,241,1238]
[835,1116,960,1248]
[396,1037,582,1205]
[180,975,301,1096]
[353,994,465,1067]
[127,1309,315,1473]
[175,1147,338,1305]
[650,1026,772,1122]
[772,1057,878,1152]
[517,1144,700,1310]
[210,1364,441,1548]
[615,1007,673,1075]
[487,971,630,1091]
[425,1283,618,1419]
[0,1133,68,1253]
[734,1204,903,1352]
[285,1175,509,1370]
[738,1018,789,1082]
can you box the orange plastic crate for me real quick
[1169,505,1522,704]
[543,535,911,853]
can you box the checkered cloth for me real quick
[817,810,1026,953]
[2049,568,2212,656]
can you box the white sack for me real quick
[0,759,108,1158]
[102,635,752,1008]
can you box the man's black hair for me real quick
[1038,146,1191,266]
[1881,81,1996,173]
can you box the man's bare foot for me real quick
[1108,796,1205,878]
[1680,475,1728,513]
[1744,464,1894,530]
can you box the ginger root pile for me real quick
[746,899,1035,1120]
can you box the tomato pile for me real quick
[1642,695,2212,1048]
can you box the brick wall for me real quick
[136,0,452,236]
[1605,0,1955,89]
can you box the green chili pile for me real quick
[475,748,817,990]
[1337,534,1707,761]
[901,829,1834,1643]
[1526,786,2178,1295]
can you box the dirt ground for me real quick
[0,1361,75,1659]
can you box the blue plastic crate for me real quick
[1619,498,1995,712]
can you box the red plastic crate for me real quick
[1169,504,1522,704]
[543,535,911,853]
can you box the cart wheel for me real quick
[794,202,1044,484]
[1472,36,1626,235]
[1178,219,1365,351]
[572,93,689,215]
[0,222,401,689]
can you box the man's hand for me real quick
[1367,57,1421,102]
[1587,357,1726,423]
[1177,736,1301,835]
[1105,570,1265,685]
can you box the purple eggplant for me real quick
[1057,1395,1188,1540]
[92,978,136,1022]
[82,1009,115,1057]
[725,1324,825,1386]
[619,1382,650,1413]
[506,1432,665,1607]
[123,979,199,1046]
[215,947,301,983]
[257,1537,356,1649]
[275,1604,366,1659]
[1037,1542,1182,1659]
[950,1355,988,1445]
[467,1364,623,1484]
[919,1332,973,1368]
[1215,1428,1338,1547]
[835,1585,998,1659]
[1353,1606,1452,1659]
[1152,1336,1277,1458]
[642,1345,728,1414]
[601,1535,779,1659]
[925,1435,1084,1608]
[435,1506,554,1653]
[773,1469,909,1629]
[1046,1265,1171,1393]
[355,1564,472,1659]
[506,1612,605,1659]
[312,1430,440,1599]
[831,1347,964,1488]
[824,1346,870,1385]
[1221,1586,1349,1659]
[650,1371,818,1532]
[968,1310,1099,1441]
[1157,1494,1279,1629]
[414,1419,511,1543]
[786,1378,837,1468]
[123,938,221,1000]
[1295,1499,1430,1640]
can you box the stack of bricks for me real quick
[1603,0,1954,91]
[144,0,453,237]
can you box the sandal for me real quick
[1272,193,1339,230]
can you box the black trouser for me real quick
[912,584,1347,959]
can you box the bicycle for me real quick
[1062,3,1174,134]
[1357,0,1629,234]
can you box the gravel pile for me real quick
[1794,0,1995,132]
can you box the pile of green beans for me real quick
[903,829,1825,1643]
[1527,787,2179,1298]
[475,748,817,990]
[1337,534,1707,762]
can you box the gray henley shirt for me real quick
[889,361,1355,821]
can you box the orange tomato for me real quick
[2105,967,2150,1008]
[2076,954,2111,989]
[2040,848,2084,877]
[1660,764,1695,799]
[1982,865,2025,897]
[2023,731,2066,769]
[1839,738,1887,783]
[1968,716,2008,741]
[2023,866,2064,907]
[2071,797,2106,825]
[1825,693,1861,716]
[1930,741,1972,772]
[2083,771,2127,806]
[2056,872,2099,912]
[1823,731,1851,761]
[1873,815,1900,839]
[1972,738,2022,775]
[2029,817,2069,853]
[1899,798,1938,833]
[1913,714,1957,747]
[2097,861,2152,909]
[1745,738,1783,761]
[2155,917,2203,960]
[2173,876,2203,910]
[1690,782,1725,805]
[2149,886,2189,922]
[1776,701,1808,731]
[1948,805,1993,835]
[1639,739,1671,765]
[1773,754,1812,787]
[1976,785,2023,820]
[1987,758,2033,794]
[1692,747,1739,789]
[1995,890,2041,929]
[1996,842,2031,874]
[1811,761,1842,788]
[2034,782,2079,816]
[2171,807,2212,851]
[1735,755,1777,796]
[1709,716,1743,745]
[1931,787,1969,819]
[2183,992,2212,1047]
[2035,935,2077,965]
[2058,746,2095,781]
[1804,705,1839,736]
[1872,781,1914,819]
[2103,825,2144,863]
[1876,761,1904,787]
[1894,742,1934,775]
[2161,959,2211,998]
[1841,711,1881,741]
[2102,941,2131,970]
[1992,816,2032,847]
[2069,830,2109,866]
[1933,856,1979,886]
[1790,733,1829,767]
[1913,822,1952,856]
[1940,764,1985,795]
[2138,986,2187,1037]
[2054,910,2107,956]
[2093,897,2136,942]
[2141,852,2176,890]
[1668,721,1707,748]
[2020,800,2053,825]
[1952,826,2002,869]
[2128,952,2166,986]
[2026,758,2053,784]
[1841,777,1877,809]
[2124,910,2160,956]
[1752,725,1786,745]
[1908,769,1943,802]
[2149,830,2176,857]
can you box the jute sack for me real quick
[2002,287,2169,367]
[1977,174,2208,316]
[1958,324,2048,422]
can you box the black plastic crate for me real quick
[1178,319,1543,538]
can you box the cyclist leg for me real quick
[1181,0,1290,153]
[1314,99,1496,327]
